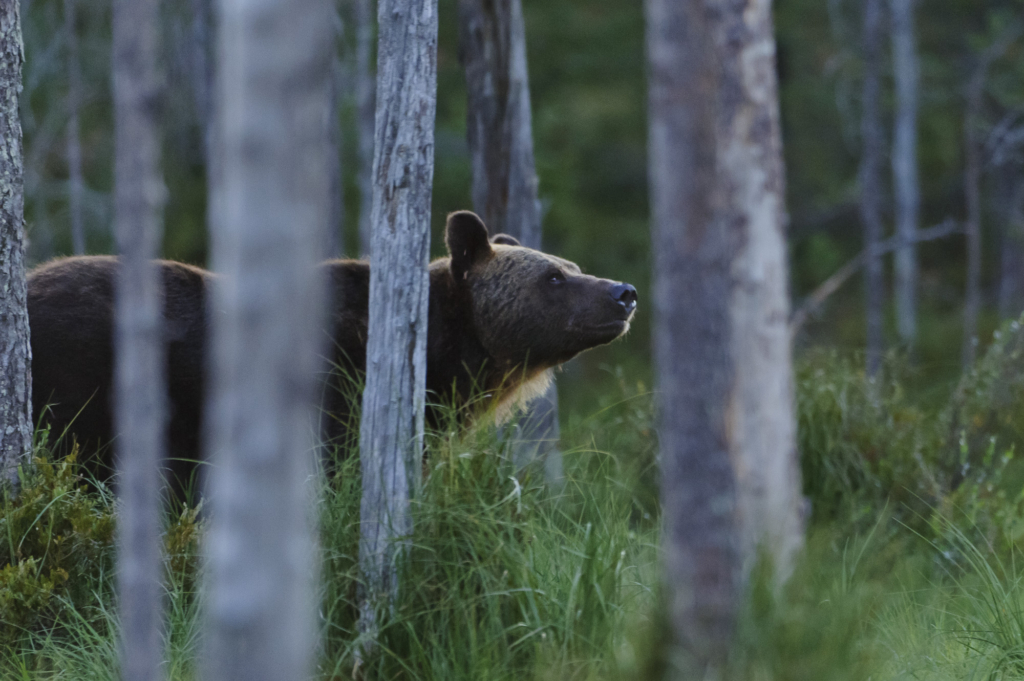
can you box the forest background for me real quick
[25,0,1024,417]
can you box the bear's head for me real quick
[445,211,637,373]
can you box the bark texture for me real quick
[647,0,803,668]
[457,0,560,477]
[357,0,437,648]
[65,0,84,255]
[355,0,375,256]
[0,0,32,486]
[201,0,332,677]
[860,0,885,378]
[890,0,919,347]
[112,0,167,678]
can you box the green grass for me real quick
[11,327,1024,678]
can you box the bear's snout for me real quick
[608,282,637,314]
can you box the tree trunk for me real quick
[457,0,560,478]
[998,171,1024,319]
[111,0,167,678]
[890,0,919,348]
[200,0,332,677]
[65,0,85,255]
[354,0,375,257]
[0,0,33,486]
[326,45,343,258]
[357,0,437,657]
[647,0,803,669]
[860,0,885,379]
[188,0,212,167]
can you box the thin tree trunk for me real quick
[188,0,212,167]
[890,0,919,348]
[356,0,437,659]
[457,0,560,478]
[647,0,803,669]
[354,0,375,257]
[860,0,885,379]
[111,0,167,678]
[65,0,85,255]
[326,47,343,258]
[0,0,33,486]
[200,0,332,677]
[998,172,1024,318]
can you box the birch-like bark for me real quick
[200,0,332,677]
[112,0,167,678]
[0,0,33,486]
[890,0,919,347]
[354,0,375,256]
[457,0,560,477]
[357,0,437,652]
[188,0,212,166]
[647,0,803,668]
[326,47,343,258]
[64,0,84,255]
[860,0,885,378]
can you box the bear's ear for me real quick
[490,234,520,247]
[446,211,493,281]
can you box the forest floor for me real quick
[7,324,1024,679]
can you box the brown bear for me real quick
[28,211,637,491]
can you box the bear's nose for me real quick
[609,282,637,312]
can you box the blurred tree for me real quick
[890,0,920,349]
[64,0,84,254]
[111,0,167,676]
[457,0,560,478]
[648,0,802,670]
[355,0,374,256]
[0,0,33,486]
[860,0,885,379]
[200,0,332,678]
[357,0,437,663]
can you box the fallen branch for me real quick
[790,218,961,337]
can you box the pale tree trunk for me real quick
[647,0,803,670]
[356,0,437,659]
[200,0,332,677]
[457,0,560,479]
[354,0,375,256]
[998,171,1024,318]
[890,0,919,348]
[0,0,33,486]
[860,0,885,379]
[326,24,344,259]
[65,0,85,255]
[112,0,167,678]
[188,0,212,167]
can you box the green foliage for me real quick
[0,448,115,646]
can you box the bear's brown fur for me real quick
[28,211,637,490]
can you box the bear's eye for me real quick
[547,270,565,285]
